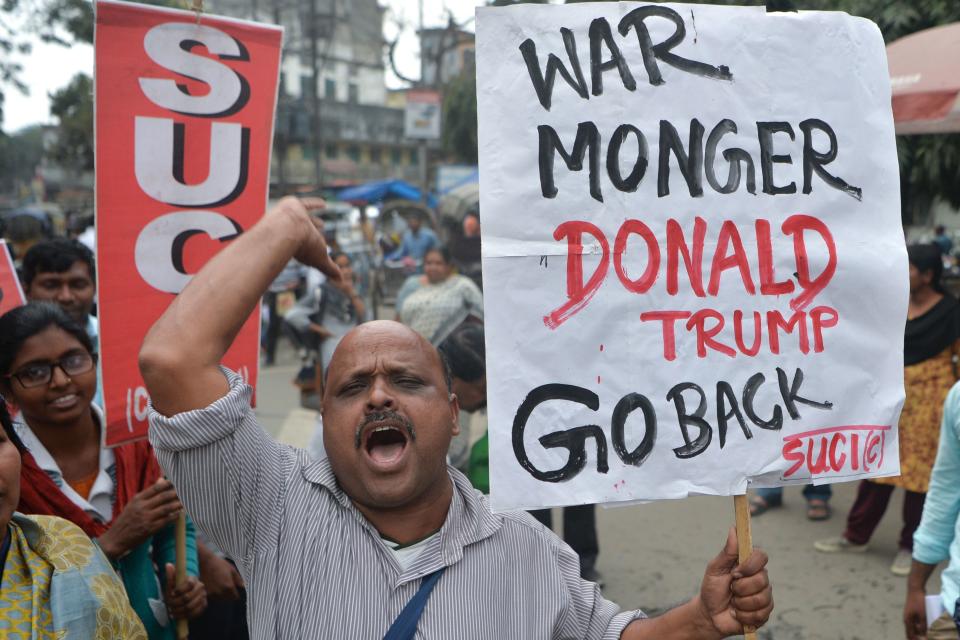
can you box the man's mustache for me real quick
[354,410,417,449]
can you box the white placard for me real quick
[476,2,906,511]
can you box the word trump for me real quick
[134,22,250,294]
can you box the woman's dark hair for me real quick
[908,243,944,292]
[438,324,485,383]
[425,246,452,265]
[0,396,25,453]
[0,302,94,378]
[329,251,350,265]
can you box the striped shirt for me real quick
[149,369,645,639]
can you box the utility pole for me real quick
[273,0,288,194]
[308,0,324,191]
[418,0,428,205]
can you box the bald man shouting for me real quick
[140,197,773,639]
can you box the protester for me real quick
[262,258,305,366]
[189,538,249,640]
[438,324,605,584]
[21,238,97,345]
[904,383,960,640]
[285,251,367,395]
[449,211,482,289]
[749,484,832,520]
[2,214,47,267]
[438,323,487,472]
[0,303,207,638]
[0,396,148,638]
[20,238,103,406]
[816,244,960,575]
[397,246,484,345]
[385,213,438,270]
[935,225,953,258]
[140,197,773,638]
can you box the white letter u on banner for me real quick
[134,116,248,208]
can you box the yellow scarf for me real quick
[0,513,147,639]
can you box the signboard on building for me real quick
[405,89,442,140]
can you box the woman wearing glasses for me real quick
[0,303,207,639]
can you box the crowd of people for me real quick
[3,200,960,638]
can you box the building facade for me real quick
[420,27,475,88]
[205,0,420,188]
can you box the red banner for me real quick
[95,0,282,445]
[0,240,25,316]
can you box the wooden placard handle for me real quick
[175,512,189,640]
[733,494,757,640]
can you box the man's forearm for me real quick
[907,559,938,594]
[621,598,722,640]
[141,200,309,413]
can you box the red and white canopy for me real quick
[888,22,960,134]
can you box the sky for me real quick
[2,0,489,134]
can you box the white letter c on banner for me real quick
[135,211,241,294]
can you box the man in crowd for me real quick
[904,384,960,639]
[21,238,102,405]
[140,197,773,638]
[386,213,438,270]
[440,324,604,585]
[935,225,953,258]
[437,323,486,472]
[21,238,98,348]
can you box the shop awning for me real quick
[888,22,960,134]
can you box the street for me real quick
[255,345,940,640]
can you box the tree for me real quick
[0,0,95,127]
[0,125,44,192]
[704,0,960,221]
[0,0,178,129]
[442,67,478,163]
[49,72,93,172]
[490,0,547,5]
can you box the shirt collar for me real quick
[85,315,98,337]
[14,405,114,517]
[302,458,502,580]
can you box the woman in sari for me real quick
[0,394,147,638]
[816,244,960,575]
[397,246,484,345]
[0,302,207,638]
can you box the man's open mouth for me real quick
[364,425,409,465]
[356,411,416,468]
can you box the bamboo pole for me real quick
[733,495,757,640]
[175,512,189,640]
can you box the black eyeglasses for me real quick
[6,352,97,389]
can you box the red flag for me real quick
[0,240,25,316]
[95,0,282,445]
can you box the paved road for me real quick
[254,346,940,640]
